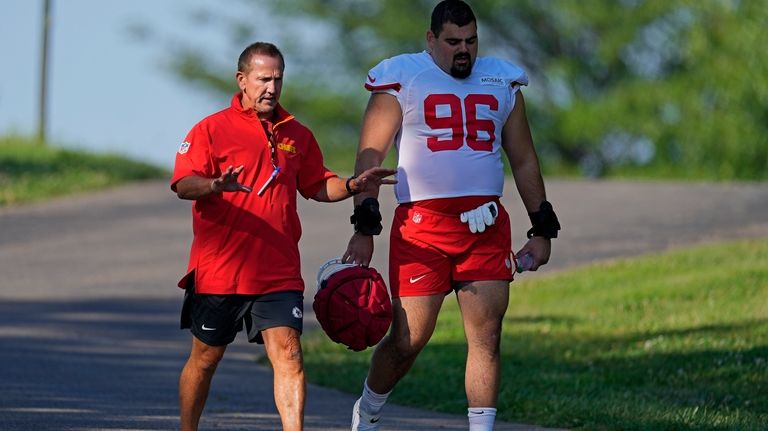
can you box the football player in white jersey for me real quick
[342,1,560,430]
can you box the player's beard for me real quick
[450,53,473,79]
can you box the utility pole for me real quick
[38,0,52,145]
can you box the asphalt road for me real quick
[0,178,765,430]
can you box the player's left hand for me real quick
[460,201,498,233]
[349,167,398,194]
[516,236,552,271]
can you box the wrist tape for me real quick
[350,197,383,236]
[526,200,561,239]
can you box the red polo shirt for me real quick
[171,93,337,295]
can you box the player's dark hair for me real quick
[430,0,476,37]
[238,42,285,73]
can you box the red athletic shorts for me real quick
[388,200,515,298]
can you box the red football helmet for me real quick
[313,258,392,351]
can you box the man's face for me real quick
[236,54,283,118]
[427,21,478,79]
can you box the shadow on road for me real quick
[0,179,765,430]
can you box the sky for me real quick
[1,1,260,169]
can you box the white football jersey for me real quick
[365,51,528,203]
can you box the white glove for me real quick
[460,202,498,233]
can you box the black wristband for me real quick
[350,197,383,236]
[526,200,561,239]
[345,176,359,195]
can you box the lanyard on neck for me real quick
[256,128,281,196]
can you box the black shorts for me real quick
[180,283,304,347]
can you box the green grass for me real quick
[301,239,768,430]
[0,135,167,205]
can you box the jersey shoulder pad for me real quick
[364,52,429,92]
[476,57,529,87]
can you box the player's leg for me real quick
[451,199,513,429]
[352,204,454,429]
[455,279,510,430]
[262,326,305,431]
[353,293,445,430]
[179,337,227,431]
[368,293,446,392]
[368,204,454,393]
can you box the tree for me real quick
[160,0,768,180]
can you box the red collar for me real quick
[231,93,294,127]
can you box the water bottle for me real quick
[516,252,534,273]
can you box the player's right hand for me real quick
[342,232,374,267]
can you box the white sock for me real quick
[468,407,497,431]
[359,378,391,415]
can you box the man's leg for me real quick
[367,294,445,391]
[262,326,305,431]
[456,280,510,428]
[353,294,444,429]
[179,336,227,431]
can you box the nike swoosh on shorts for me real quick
[409,274,427,283]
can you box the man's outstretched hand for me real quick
[348,167,397,194]
[211,165,252,193]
